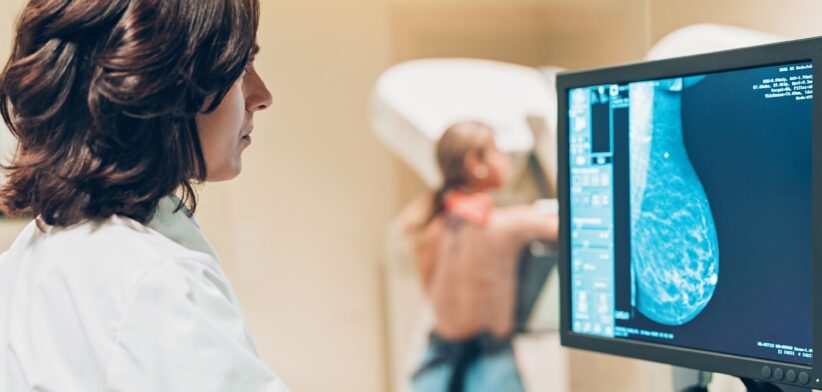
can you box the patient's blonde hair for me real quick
[423,121,494,227]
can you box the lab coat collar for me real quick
[145,195,220,263]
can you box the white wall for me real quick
[648,0,822,42]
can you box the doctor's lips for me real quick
[241,127,254,140]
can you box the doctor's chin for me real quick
[0,0,820,391]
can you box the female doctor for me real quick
[0,0,287,390]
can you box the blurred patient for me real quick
[412,121,558,392]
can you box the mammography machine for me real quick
[373,23,786,392]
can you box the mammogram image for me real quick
[629,77,719,326]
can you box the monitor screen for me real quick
[567,61,813,366]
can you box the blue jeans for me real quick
[412,333,525,392]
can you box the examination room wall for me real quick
[2,1,822,392]
[648,0,822,42]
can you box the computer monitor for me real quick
[557,37,822,390]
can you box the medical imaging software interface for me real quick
[569,61,814,365]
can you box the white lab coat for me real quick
[0,196,290,391]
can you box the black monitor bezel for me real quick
[557,36,822,388]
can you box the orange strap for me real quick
[443,191,494,226]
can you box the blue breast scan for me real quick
[628,77,719,326]
[568,61,814,365]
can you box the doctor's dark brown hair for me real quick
[0,0,260,226]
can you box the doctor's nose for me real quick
[246,66,273,113]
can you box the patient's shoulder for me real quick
[489,205,537,229]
